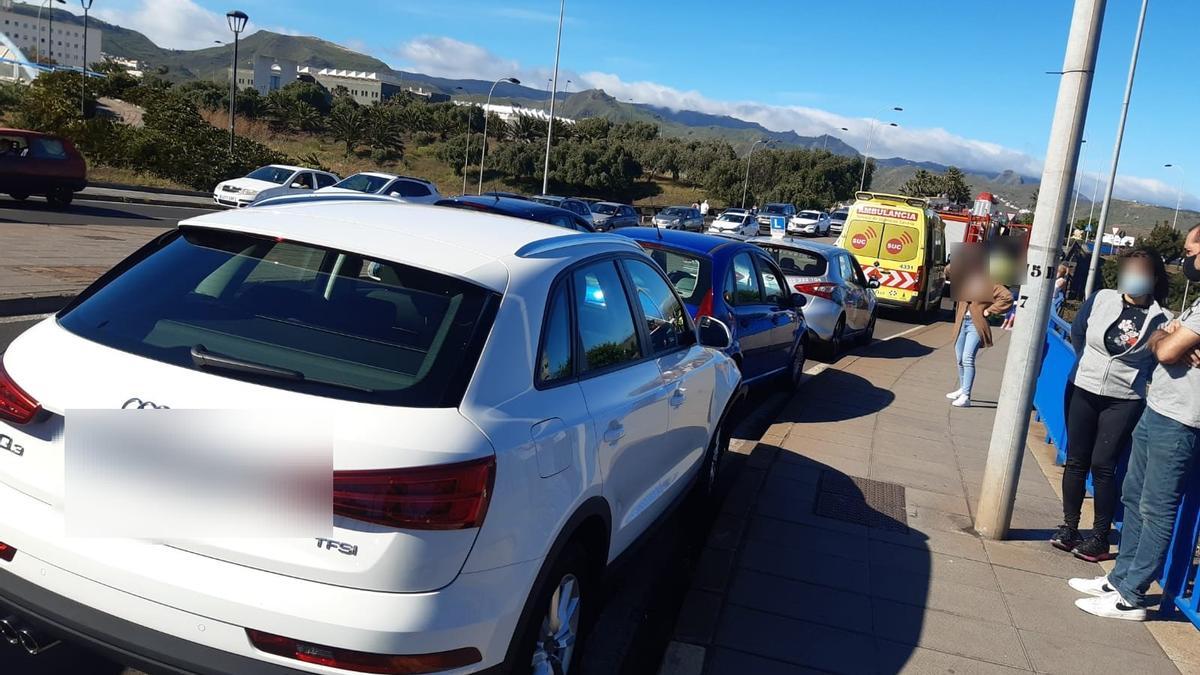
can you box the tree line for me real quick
[0,64,872,205]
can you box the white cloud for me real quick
[95,0,248,50]
[394,36,523,81]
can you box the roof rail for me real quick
[514,233,640,259]
[247,193,403,209]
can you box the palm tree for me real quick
[329,104,367,156]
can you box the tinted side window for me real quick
[837,255,855,282]
[574,261,642,372]
[622,258,693,355]
[292,173,315,189]
[730,252,762,305]
[315,173,338,189]
[755,256,786,305]
[538,284,573,384]
[395,180,432,197]
[30,137,67,159]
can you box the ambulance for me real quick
[836,191,947,314]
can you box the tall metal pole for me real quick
[80,0,92,116]
[975,0,1106,540]
[1165,164,1184,230]
[1086,165,1100,244]
[1069,139,1087,229]
[46,0,55,64]
[462,110,472,196]
[1084,0,1149,297]
[541,0,566,196]
[229,32,239,154]
[478,76,519,195]
[741,140,765,209]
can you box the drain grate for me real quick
[813,472,908,533]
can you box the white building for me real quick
[458,101,575,125]
[0,0,101,71]
[235,55,299,95]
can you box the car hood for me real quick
[217,177,283,193]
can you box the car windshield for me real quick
[244,166,294,184]
[716,213,744,222]
[799,211,822,219]
[761,246,828,277]
[531,196,562,206]
[831,211,848,222]
[592,203,619,215]
[763,204,787,214]
[635,243,712,305]
[333,174,393,193]
[660,207,687,217]
[58,228,497,407]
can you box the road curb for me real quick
[79,192,221,211]
[89,182,210,198]
[0,295,74,318]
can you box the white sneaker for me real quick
[1068,576,1115,597]
[1075,592,1147,621]
[945,389,963,399]
[951,394,971,408]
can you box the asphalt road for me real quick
[0,197,214,228]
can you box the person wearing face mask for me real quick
[1073,225,1200,620]
[1052,249,1169,561]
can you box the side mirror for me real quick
[790,292,807,308]
[697,316,733,350]
[867,279,881,289]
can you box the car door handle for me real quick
[669,389,687,408]
[603,423,626,444]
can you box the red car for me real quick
[0,128,87,207]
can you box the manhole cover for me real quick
[813,472,908,533]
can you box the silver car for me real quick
[653,206,704,231]
[751,237,879,355]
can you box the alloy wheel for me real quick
[531,574,581,675]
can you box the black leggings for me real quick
[1062,384,1144,534]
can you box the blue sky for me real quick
[91,0,1200,210]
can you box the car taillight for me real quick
[246,629,481,674]
[0,356,39,425]
[794,283,837,300]
[333,456,495,530]
[696,289,714,318]
[0,541,15,562]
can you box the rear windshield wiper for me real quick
[189,345,376,393]
[191,345,303,380]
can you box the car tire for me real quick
[9,192,29,201]
[513,541,597,675]
[45,190,73,208]
[827,316,846,357]
[778,339,807,391]
[861,314,877,345]
[694,415,729,498]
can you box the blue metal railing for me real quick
[1032,315,1199,627]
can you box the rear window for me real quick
[334,174,392,193]
[763,204,788,214]
[58,229,498,407]
[759,245,827,277]
[592,203,618,215]
[636,243,712,306]
[30,137,68,159]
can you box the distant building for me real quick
[101,53,142,78]
[404,86,449,103]
[0,0,101,71]
[297,66,402,106]
[235,55,299,95]
[458,101,575,125]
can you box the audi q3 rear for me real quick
[0,200,740,674]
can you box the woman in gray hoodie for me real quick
[1053,249,1169,560]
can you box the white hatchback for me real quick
[317,172,443,205]
[214,165,340,208]
[0,201,741,674]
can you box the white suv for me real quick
[0,201,740,674]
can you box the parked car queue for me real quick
[0,184,884,674]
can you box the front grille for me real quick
[222,185,241,193]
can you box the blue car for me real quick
[616,227,808,389]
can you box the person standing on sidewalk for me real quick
[1072,225,1200,621]
[946,252,1014,408]
[1052,249,1169,561]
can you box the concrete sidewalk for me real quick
[0,222,167,313]
[662,321,1200,674]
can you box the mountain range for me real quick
[13,2,1194,231]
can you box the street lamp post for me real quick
[79,0,93,117]
[226,10,249,156]
[742,140,768,209]
[1165,163,1185,230]
[455,87,471,196]
[478,76,520,194]
[1084,0,1149,298]
[859,106,903,191]
[1069,139,1087,231]
[823,127,848,152]
[541,0,567,196]
[45,0,64,64]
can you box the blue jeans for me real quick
[954,318,981,397]
[1109,407,1200,608]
